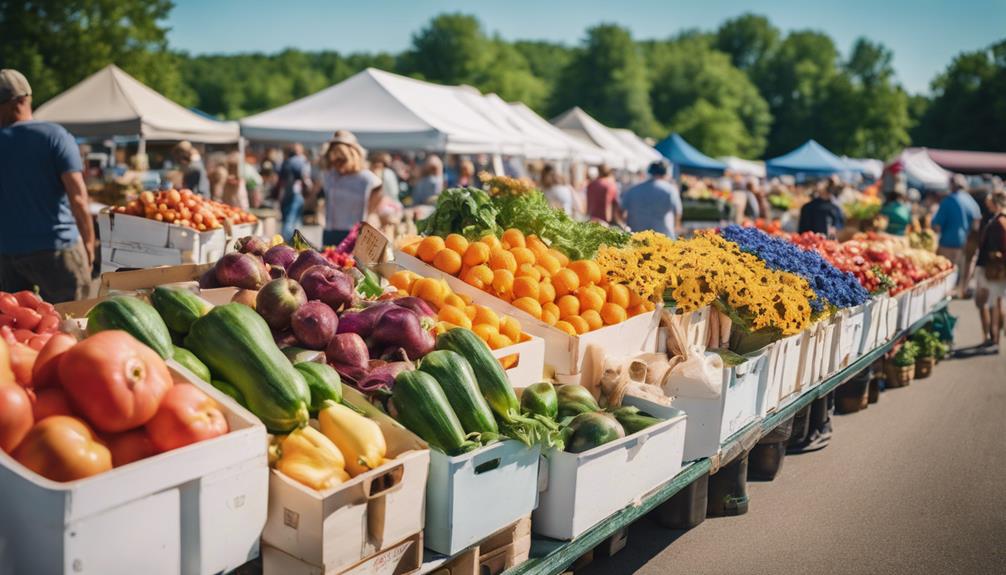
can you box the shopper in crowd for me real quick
[276,143,312,241]
[586,164,620,224]
[798,180,845,236]
[370,152,401,202]
[932,174,982,298]
[880,186,912,236]
[220,153,249,210]
[620,160,682,238]
[974,191,1006,352]
[320,130,382,246]
[172,140,210,198]
[457,159,475,188]
[411,155,443,206]
[540,163,576,216]
[0,69,94,302]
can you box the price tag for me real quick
[352,223,392,268]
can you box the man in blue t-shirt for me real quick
[620,160,683,238]
[932,174,982,298]
[0,69,94,302]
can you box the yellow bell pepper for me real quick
[319,402,387,478]
[273,426,349,491]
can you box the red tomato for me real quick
[106,428,157,467]
[0,339,13,385]
[59,331,173,433]
[8,307,41,331]
[0,294,19,315]
[12,329,34,343]
[32,333,77,389]
[146,383,228,453]
[32,387,74,420]
[9,342,37,386]
[36,314,60,334]
[35,302,56,316]
[26,333,52,351]
[13,291,42,310]
[0,383,34,452]
[0,315,14,328]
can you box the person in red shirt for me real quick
[586,165,620,224]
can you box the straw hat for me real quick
[329,130,366,157]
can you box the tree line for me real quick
[2,2,1003,160]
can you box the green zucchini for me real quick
[419,350,499,435]
[392,370,479,455]
[86,296,173,358]
[150,286,213,335]
[294,361,343,415]
[283,346,321,364]
[185,303,310,432]
[521,382,558,420]
[565,412,625,454]
[557,384,600,419]
[172,346,211,382]
[211,380,247,407]
[609,405,663,435]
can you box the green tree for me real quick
[512,40,573,113]
[474,39,548,110]
[645,36,771,157]
[0,0,191,105]
[714,14,779,72]
[399,13,491,85]
[551,24,660,136]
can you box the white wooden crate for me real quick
[99,209,227,270]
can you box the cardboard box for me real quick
[533,409,687,540]
[0,364,268,575]
[262,532,423,575]
[394,250,661,379]
[425,441,540,556]
[98,209,227,270]
[262,387,429,574]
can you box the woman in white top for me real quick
[320,130,382,246]
[540,163,576,216]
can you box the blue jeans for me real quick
[280,192,304,241]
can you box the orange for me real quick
[480,234,502,250]
[510,247,536,266]
[411,277,445,309]
[463,242,491,267]
[416,236,445,263]
[444,233,469,255]
[581,309,603,331]
[443,293,466,309]
[554,320,577,336]
[462,264,493,290]
[588,285,608,305]
[541,309,559,326]
[557,294,580,319]
[526,235,549,257]
[500,316,522,342]
[438,305,472,329]
[601,303,628,325]
[627,304,647,317]
[566,315,590,335]
[464,304,478,320]
[433,249,463,275]
[537,281,557,304]
[458,293,473,305]
[501,228,526,249]
[389,270,415,291]
[549,249,570,267]
[607,284,631,309]
[472,323,498,341]
[516,263,541,282]
[401,241,420,256]
[512,276,540,301]
[473,305,500,330]
[552,269,580,297]
[534,264,551,279]
[488,333,513,350]
[513,297,543,319]
[488,248,517,273]
[537,253,561,276]
[577,288,604,313]
[492,269,515,299]
[568,260,602,286]
[628,288,643,307]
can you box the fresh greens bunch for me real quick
[893,341,919,367]
[417,187,500,239]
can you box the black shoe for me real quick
[786,430,831,454]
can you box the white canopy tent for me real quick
[451,86,530,156]
[890,149,951,191]
[842,157,884,180]
[507,103,607,164]
[35,65,239,146]
[550,107,645,171]
[241,68,509,154]
[719,156,767,178]
[611,129,662,166]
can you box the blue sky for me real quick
[167,0,1005,94]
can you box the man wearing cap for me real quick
[0,69,94,303]
[619,160,682,238]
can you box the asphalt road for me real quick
[583,300,1006,575]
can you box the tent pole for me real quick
[137,137,146,158]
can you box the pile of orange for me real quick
[387,270,527,351]
[401,229,654,336]
[112,188,257,231]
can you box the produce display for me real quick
[111,188,257,231]
[401,228,653,335]
[0,290,61,350]
[0,330,229,482]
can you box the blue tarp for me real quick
[765,140,847,178]
[654,133,726,175]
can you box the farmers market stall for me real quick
[551,107,646,171]
[0,173,958,575]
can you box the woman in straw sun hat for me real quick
[319,130,383,246]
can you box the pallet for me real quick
[423,515,532,575]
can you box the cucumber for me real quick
[609,405,663,435]
[557,384,600,419]
[86,296,173,358]
[520,382,558,420]
[565,412,625,454]
[294,361,343,415]
[392,370,479,455]
[211,380,247,407]
[150,286,213,335]
[172,345,211,382]
[419,350,499,435]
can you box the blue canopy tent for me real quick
[765,140,848,179]
[654,133,726,176]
